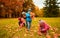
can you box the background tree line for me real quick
[44,0,60,17]
[0,0,60,18]
[0,0,35,18]
[35,0,60,17]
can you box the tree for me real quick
[44,0,59,17]
[23,0,35,12]
[0,0,35,18]
[33,6,44,17]
[0,0,24,18]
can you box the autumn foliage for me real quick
[0,0,35,18]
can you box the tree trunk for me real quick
[9,13,11,18]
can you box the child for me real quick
[18,16,25,29]
[38,20,50,36]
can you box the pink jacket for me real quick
[43,22,50,31]
[39,21,50,31]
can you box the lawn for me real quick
[0,17,60,38]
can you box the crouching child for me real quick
[38,20,51,38]
[18,17,25,29]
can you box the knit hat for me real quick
[39,20,44,24]
[22,12,25,14]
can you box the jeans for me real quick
[26,21,31,31]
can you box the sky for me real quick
[33,0,60,9]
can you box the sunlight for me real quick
[33,0,60,9]
[33,0,45,9]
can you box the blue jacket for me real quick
[26,12,32,22]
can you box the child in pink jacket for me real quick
[18,17,25,29]
[38,20,50,35]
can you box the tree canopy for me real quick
[0,0,35,18]
[44,0,60,17]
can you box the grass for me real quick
[0,17,60,38]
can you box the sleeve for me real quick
[44,23,50,30]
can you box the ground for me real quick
[0,17,60,38]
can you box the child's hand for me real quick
[41,29,46,31]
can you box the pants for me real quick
[26,21,31,31]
